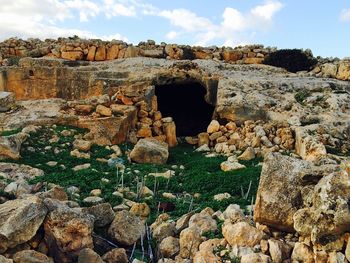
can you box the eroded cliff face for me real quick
[1,57,350,154]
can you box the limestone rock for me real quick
[207,120,220,134]
[222,204,245,223]
[238,147,256,161]
[188,211,217,234]
[102,248,128,263]
[291,242,314,263]
[95,46,106,61]
[337,60,350,80]
[0,255,13,263]
[96,105,112,117]
[220,157,246,171]
[13,250,52,263]
[0,92,15,112]
[293,170,350,245]
[163,121,178,147]
[108,210,145,246]
[213,192,231,201]
[295,127,327,162]
[0,132,28,160]
[240,253,271,263]
[254,153,311,232]
[222,221,263,247]
[82,203,115,228]
[193,238,222,263]
[73,139,92,152]
[44,200,94,263]
[179,227,202,259]
[130,138,169,164]
[159,236,180,258]
[152,221,176,242]
[78,248,104,263]
[130,202,151,218]
[61,51,83,61]
[0,162,44,181]
[268,239,292,263]
[0,196,47,253]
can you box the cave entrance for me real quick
[155,82,215,137]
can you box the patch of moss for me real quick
[0,129,22,136]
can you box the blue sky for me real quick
[0,0,349,58]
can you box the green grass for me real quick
[0,129,22,136]
[2,125,262,222]
[295,90,311,104]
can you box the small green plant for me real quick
[295,90,311,104]
[6,56,21,66]
[0,129,22,136]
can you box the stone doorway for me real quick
[155,82,215,137]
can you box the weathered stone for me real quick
[222,204,245,223]
[44,200,94,263]
[222,221,263,247]
[240,253,271,263]
[188,211,217,234]
[0,196,47,253]
[152,221,176,242]
[295,127,327,162]
[78,248,104,263]
[130,202,151,218]
[102,248,128,263]
[96,105,112,117]
[197,133,209,146]
[73,139,92,152]
[163,121,178,147]
[0,92,15,112]
[95,46,106,61]
[0,255,13,263]
[130,138,169,164]
[222,50,243,62]
[179,227,202,259]
[291,242,314,263]
[0,162,44,181]
[207,120,220,134]
[254,153,311,232]
[193,239,222,263]
[293,170,350,245]
[159,236,180,258]
[13,250,52,263]
[82,203,115,228]
[75,104,94,114]
[86,46,96,61]
[238,147,256,161]
[268,239,292,263]
[61,51,83,61]
[108,210,145,246]
[0,132,28,160]
[337,60,350,80]
[106,45,119,60]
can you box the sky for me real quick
[0,0,349,58]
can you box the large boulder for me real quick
[0,132,28,160]
[108,210,145,246]
[0,92,15,112]
[0,196,47,253]
[0,163,44,181]
[254,153,311,232]
[293,169,350,245]
[43,199,94,263]
[130,138,169,164]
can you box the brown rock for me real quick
[222,50,243,62]
[0,196,47,253]
[78,248,104,263]
[179,227,202,259]
[207,120,220,133]
[336,60,350,80]
[13,250,51,263]
[137,126,152,138]
[130,202,151,218]
[291,242,314,263]
[61,51,83,61]
[163,121,178,147]
[75,104,94,114]
[73,139,92,152]
[95,46,106,61]
[102,248,128,263]
[108,210,145,246]
[240,253,271,263]
[222,221,263,247]
[86,46,96,61]
[106,45,119,60]
[243,57,264,64]
[96,105,112,117]
[0,132,28,160]
[82,203,115,228]
[268,239,292,263]
[198,133,209,146]
[159,236,180,258]
[130,138,169,164]
[44,201,94,263]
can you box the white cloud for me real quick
[159,9,214,32]
[166,31,180,40]
[157,0,283,47]
[340,8,350,22]
[0,0,131,41]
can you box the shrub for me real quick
[7,56,21,66]
[263,49,317,73]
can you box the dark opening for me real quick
[155,82,215,136]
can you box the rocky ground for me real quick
[0,54,349,262]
